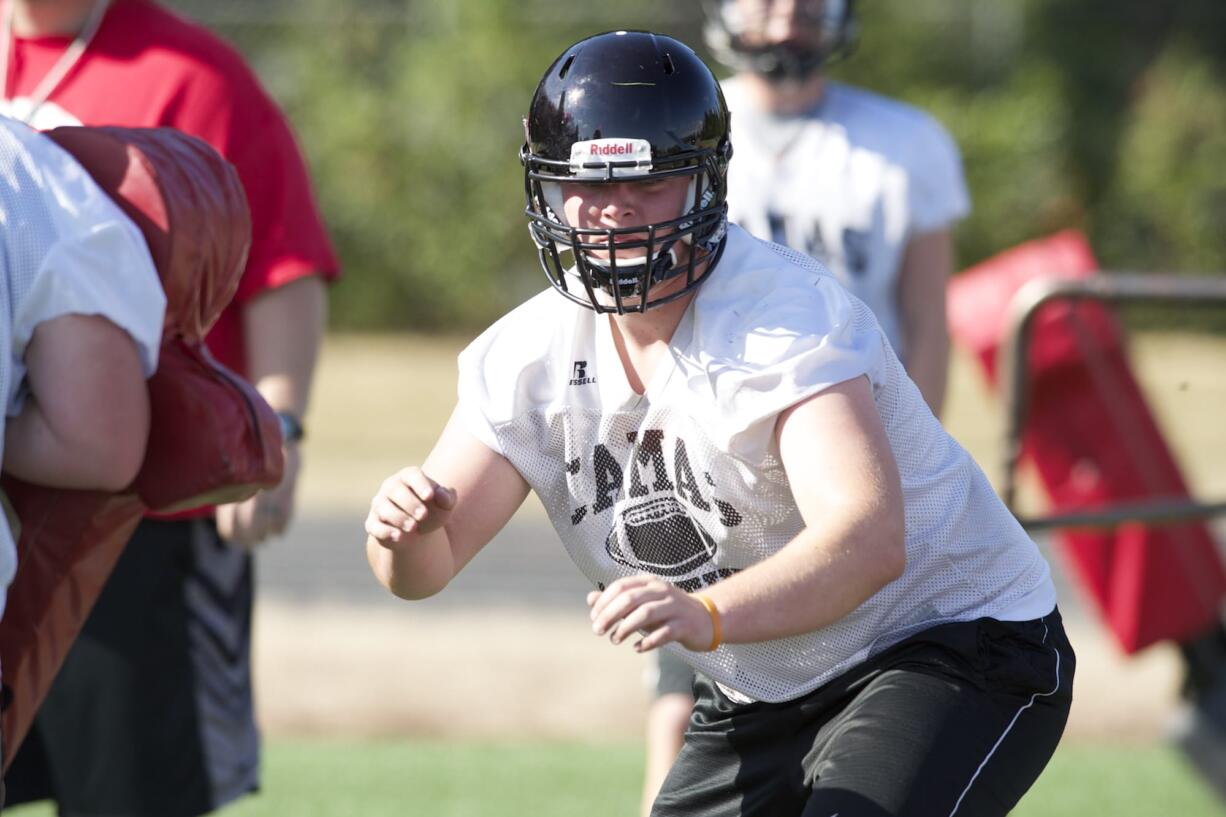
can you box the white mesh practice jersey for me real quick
[458,226,1053,703]
[0,116,165,620]
[723,78,970,359]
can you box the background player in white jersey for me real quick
[713,0,967,417]
[365,31,1072,817]
[0,113,164,793]
[641,2,972,807]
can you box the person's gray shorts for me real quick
[651,648,698,698]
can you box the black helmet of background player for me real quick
[703,0,858,84]
[521,30,733,315]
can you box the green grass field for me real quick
[7,739,1221,816]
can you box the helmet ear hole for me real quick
[540,182,568,226]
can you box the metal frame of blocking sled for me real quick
[949,230,1226,655]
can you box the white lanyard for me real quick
[0,0,110,123]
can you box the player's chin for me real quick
[592,288,648,311]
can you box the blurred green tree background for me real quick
[167,0,1226,332]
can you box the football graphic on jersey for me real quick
[606,495,717,577]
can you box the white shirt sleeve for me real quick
[456,337,506,456]
[684,239,887,464]
[455,289,575,457]
[1,120,166,415]
[13,219,165,375]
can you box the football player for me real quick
[710,0,967,416]
[639,2,973,808]
[365,31,1070,817]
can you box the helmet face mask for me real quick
[521,31,733,315]
[703,0,858,84]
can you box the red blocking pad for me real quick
[0,127,280,770]
[0,485,145,766]
[949,230,1226,653]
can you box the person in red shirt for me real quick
[0,1,340,815]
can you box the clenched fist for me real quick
[587,575,717,653]
[365,466,457,548]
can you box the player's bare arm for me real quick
[3,313,150,491]
[589,374,905,652]
[366,406,530,600]
[218,274,328,547]
[898,228,954,418]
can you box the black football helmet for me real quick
[521,31,732,314]
[703,0,858,83]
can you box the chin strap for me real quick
[755,48,827,83]
[583,243,681,290]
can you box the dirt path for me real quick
[253,601,1182,743]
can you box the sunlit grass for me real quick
[8,739,1219,817]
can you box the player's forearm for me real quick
[897,228,954,419]
[4,396,147,491]
[7,313,152,490]
[695,501,905,645]
[366,528,458,600]
[242,276,326,416]
[903,327,949,419]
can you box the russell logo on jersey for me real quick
[569,360,596,386]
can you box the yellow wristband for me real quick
[694,594,722,652]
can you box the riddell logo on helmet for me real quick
[570,138,653,178]
[590,142,636,156]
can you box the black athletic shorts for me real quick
[1,670,11,810]
[4,518,259,817]
[652,610,1075,817]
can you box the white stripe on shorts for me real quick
[947,619,1062,816]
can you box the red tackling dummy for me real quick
[948,230,1226,654]
[0,127,283,766]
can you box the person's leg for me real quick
[8,519,212,816]
[641,650,696,817]
[179,519,260,810]
[1,697,5,810]
[642,694,693,817]
[1170,620,1226,801]
[8,518,257,817]
[800,613,1075,817]
[0,679,13,809]
[2,715,54,808]
[652,673,813,817]
[655,613,1074,817]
